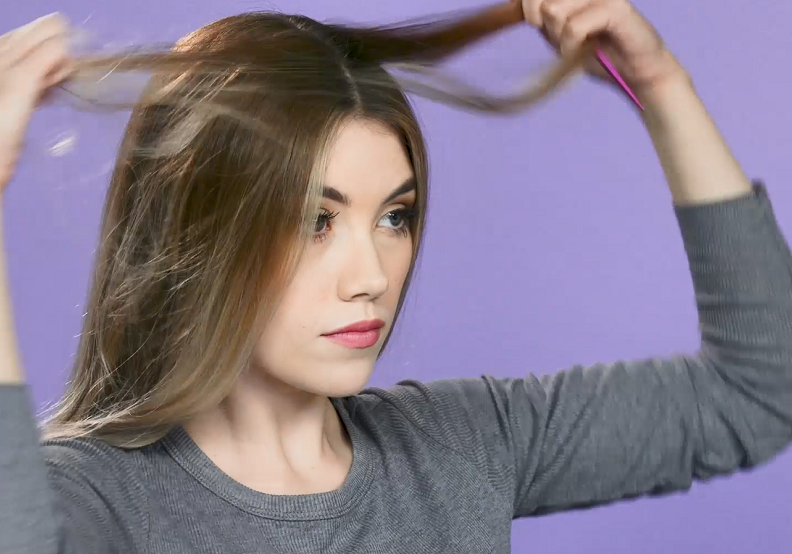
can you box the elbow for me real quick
[691,350,792,472]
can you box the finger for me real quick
[0,13,69,68]
[9,37,71,93]
[1,13,67,43]
[520,0,545,27]
[558,0,618,56]
[43,57,75,89]
[540,0,591,44]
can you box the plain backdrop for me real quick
[2,0,791,552]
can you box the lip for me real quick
[322,319,385,349]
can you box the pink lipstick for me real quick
[322,319,385,349]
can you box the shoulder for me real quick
[343,376,536,452]
[341,377,534,500]
[351,376,544,417]
[42,434,148,482]
[41,436,151,543]
[43,434,138,465]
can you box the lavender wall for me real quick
[3,0,791,551]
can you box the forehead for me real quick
[323,119,414,196]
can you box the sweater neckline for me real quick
[162,397,375,521]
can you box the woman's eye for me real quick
[381,211,406,229]
[313,210,338,242]
[379,208,415,235]
[314,216,329,234]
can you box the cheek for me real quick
[253,264,332,363]
[382,239,413,300]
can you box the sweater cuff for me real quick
[674,181,792,295]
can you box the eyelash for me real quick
[313,208,416,243]
[313,210,339,243]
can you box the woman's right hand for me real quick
[0,13,73,192]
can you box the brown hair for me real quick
[43,3,587,447]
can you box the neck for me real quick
[183,368,352,495]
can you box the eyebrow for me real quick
[322,177,416,207]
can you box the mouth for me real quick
[322,319,385,350]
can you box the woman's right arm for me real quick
[0,214,23,384]
[0,16,149,554]
[0,13,73,385]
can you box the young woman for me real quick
[1,1,790,552]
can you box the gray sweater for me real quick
[2,183,792,554]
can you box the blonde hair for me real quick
[43,5,586,447]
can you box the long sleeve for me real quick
[382,182,792,517]
[0,385,149,554]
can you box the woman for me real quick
[1,0,790,552]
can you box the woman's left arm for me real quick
[379,0,791,518]
[522,0,753,205]
[640,74,753,205]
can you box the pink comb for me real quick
[594,48,644,111]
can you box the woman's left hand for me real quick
[519,0,687,96]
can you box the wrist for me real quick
[637,71,703,138]
[635,58,696,116]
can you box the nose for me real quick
[337,232,389,302]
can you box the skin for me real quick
[185,119,416,494]
[0,0,753,495]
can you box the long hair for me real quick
[43,3,587,447]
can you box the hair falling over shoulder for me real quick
[42,2,588,447]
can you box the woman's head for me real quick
[45,6,584,446]
[47,12,429,446]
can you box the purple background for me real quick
[3,0,791,552]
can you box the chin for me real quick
[304,357,376,398]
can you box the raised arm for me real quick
[378,0,792,518]
[0,15,147,554]
[509,0,792,513]
[0,13,74,385]
[522,0,754,205]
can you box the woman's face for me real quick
[252,118,417,396]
